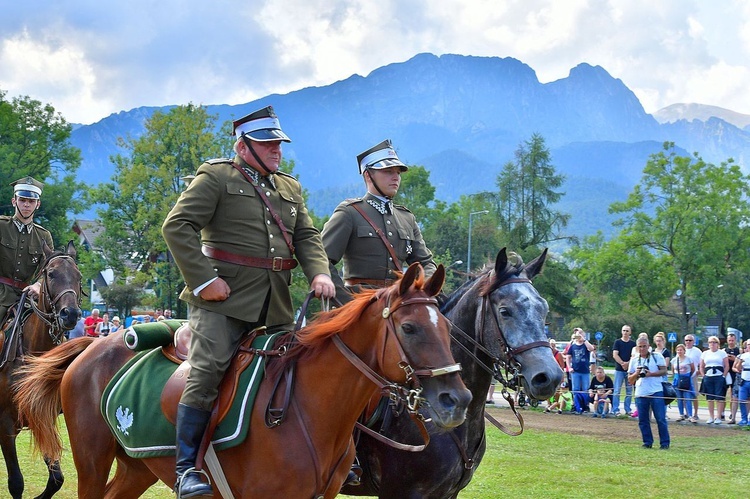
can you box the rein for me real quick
[28,255,82,345]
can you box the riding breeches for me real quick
[181,306,260,412]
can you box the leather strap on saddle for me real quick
[0,292,27,369]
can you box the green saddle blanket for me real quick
[100,332,283,458]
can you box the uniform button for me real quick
[261,183,266,187]
[269,234,274,239]
[369,232,373,236]
[266,191,271,196]
[389,257,393,261]
[239,189,244,193]
[213,268,218,272]
[266,207,270,211]
[388,232,392,236]
[270,248,275,253]
[266,220,271,225]
[386,220,391,225]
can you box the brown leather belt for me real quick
[202,245,298,271]
[0,276,29,289]
[345,278,395,288]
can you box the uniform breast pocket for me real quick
[356,226,383,256]
[278,191,300,232]
[224,183,256,220]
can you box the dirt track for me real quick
[485,405,743,441]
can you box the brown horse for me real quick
[15,263,471,498]
[0,241,82,499]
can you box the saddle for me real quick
[160,323,267,427]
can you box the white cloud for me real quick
[1,0,750,122]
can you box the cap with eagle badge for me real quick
[10,176,44,199]
[356,139,408,174]
[232,106,291,143]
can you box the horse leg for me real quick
[0,430,23,499]
[33,457,64,499]
[103,454,159,498]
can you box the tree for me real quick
[571,143,750,335]
[0,90,84,241]
[99,283,146,318]
[494,133,569,250]
[89,104,231,313]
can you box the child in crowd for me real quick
[592,386,611,417]
[545,382,573,414]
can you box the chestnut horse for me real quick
[343,248,563,498]
[0,241,82,499]
[15,263,471,498]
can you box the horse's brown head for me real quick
[38,240,83,333]
[369,263,471,429]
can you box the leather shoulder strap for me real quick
[231,162,295,255]
[350,202,402,270]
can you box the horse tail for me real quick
[13,337,95,460]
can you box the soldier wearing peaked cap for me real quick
[1,176,53,323]
[321,140,437,487]
[162,105,334,498]
[322,139,437,307]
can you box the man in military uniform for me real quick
[1,177,53,323]
[162,106,334,498]
[322,139,437,305]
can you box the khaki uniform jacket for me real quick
[0,216,53,312]
[322,193,436,303]
[162,156,330,327]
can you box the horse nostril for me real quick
[438,392,458,411]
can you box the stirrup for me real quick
[175,467,213,498]
[343,464,362,487]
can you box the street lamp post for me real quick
[467,210,489,274]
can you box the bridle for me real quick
[449,271,549,436]
[333,286,461,452]
[28,255,82,345]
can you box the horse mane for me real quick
[266,274,425,381]
[479,251,526,296]
[440,272,484,314]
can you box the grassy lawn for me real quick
[5,414,749,498]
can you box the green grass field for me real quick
[5,415,749,498]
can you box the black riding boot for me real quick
[175,404,213,498]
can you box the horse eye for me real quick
[498,307,511,318]
[401,323,416,335]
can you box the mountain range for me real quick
[69,53,750,240]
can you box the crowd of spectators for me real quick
[66,308,176,339]
[541,327,750,436]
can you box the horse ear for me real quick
[423,264,445,297]
[399,263,420,296]
[42,239,54,259]
[494,248,509,276]
[66,240,77,260]
[524,248,548,279]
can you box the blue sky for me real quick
[2,0,748,124]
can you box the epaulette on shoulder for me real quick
[393,204,412,214]
[276,171,299,181]
[0,215,11,222]
[33,223,51,234]
[343,198,363,206]
[205,158,232,165]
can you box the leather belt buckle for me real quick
[272,257,284,271]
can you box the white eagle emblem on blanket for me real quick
[116,406,134,435]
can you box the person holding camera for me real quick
[628,336,670,449]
